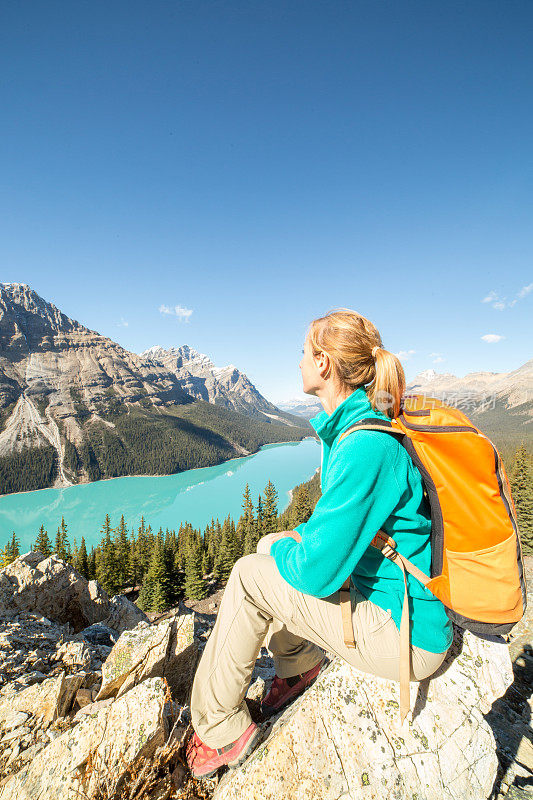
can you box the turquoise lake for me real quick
[0,437,321,552]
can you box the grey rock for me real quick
[214,628,514,800]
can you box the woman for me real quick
[186,308,453,779]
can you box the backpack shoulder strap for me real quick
[337,417,406,445]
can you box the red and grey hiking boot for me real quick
[261,657,327,718]
[186,722,263,779]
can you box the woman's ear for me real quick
[315,350,330,379]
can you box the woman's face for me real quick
[299,336,327,395]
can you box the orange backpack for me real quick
[337,393,527,723]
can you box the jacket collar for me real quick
[309,386,389,445]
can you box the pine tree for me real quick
[1,532,20,566]
[114,515,130,588]
[240,483,255,554]
[256,494,264,539]
[263,480,279,533]
[217,519,238,584]
[96,529,120,596]
[75,537,90,578]
[244,494,263,554]
[128,538,141,589]
[54,517,69,561]
[88,546,97,579]
[510,444,533,554]
[184,542,207,600]
[291,485,312,528]
[137,536,169,612]
[34,524,53,557]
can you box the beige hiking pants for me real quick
[190,553,449,747]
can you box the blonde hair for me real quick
[306,308,406,419]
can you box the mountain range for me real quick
[0,283,311,496]
[278,360,533,454]
[1,282,529,497]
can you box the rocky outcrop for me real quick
[0,551,530,799]
[95,613,199,705]
[0,678,182,800]
[214,629,514,800]
[0,551,147,633]
[0,608,197,798]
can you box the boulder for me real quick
[102,593,148,634]
[53,641,92,670]
[95,612,199,705]
[80,622,119,647]
[214,629,514,800]
[0,677,172,799]
[0,672,84,729]
[0,552,147,634]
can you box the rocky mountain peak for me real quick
[0,283,91,350]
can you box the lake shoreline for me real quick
[1,438,322,548]
[0,436,320,501]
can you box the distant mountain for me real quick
[405,361,533,453]
[277,360,532,452]
[0,284,311,495]
[407,360,533,409]
[140,344,301,426]
[277,396,323,420]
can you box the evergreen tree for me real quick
[1,532,20,566]
[240,483,255,553]
[88,546,97,579]
[75,537,90,578]
[217,518,238,584]
[128,537,141,589]
[114,514,131,588]
[291,485,312,528]
[255,493,264,539]
[244,494,263,554]
[34,524,53,557]
[184,542,207,600]
[263,479,279,534]
[137,536,169,612]
[510,444,533,554]
[96,528,120,596]
[54,517,70,560]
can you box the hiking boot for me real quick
[261,657,327,717]
[186,721,263,779]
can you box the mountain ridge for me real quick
[0,284,311,495]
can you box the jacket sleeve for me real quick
[270,432,403,597]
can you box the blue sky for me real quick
[1,0,531,403]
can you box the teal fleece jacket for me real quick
[270,386,453,654]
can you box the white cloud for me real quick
[432,356,445,363]
[518,282,533,298]
[481,281,532,309]
[116,317,129,327]
[481,334,505,343]
[394,349,416,361]
[159,303,193,322]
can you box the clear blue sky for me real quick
[1,0,531,402]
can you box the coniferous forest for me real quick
[0,400,312,495]
[1,443,532,615]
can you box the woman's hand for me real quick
[256,530,302,555]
